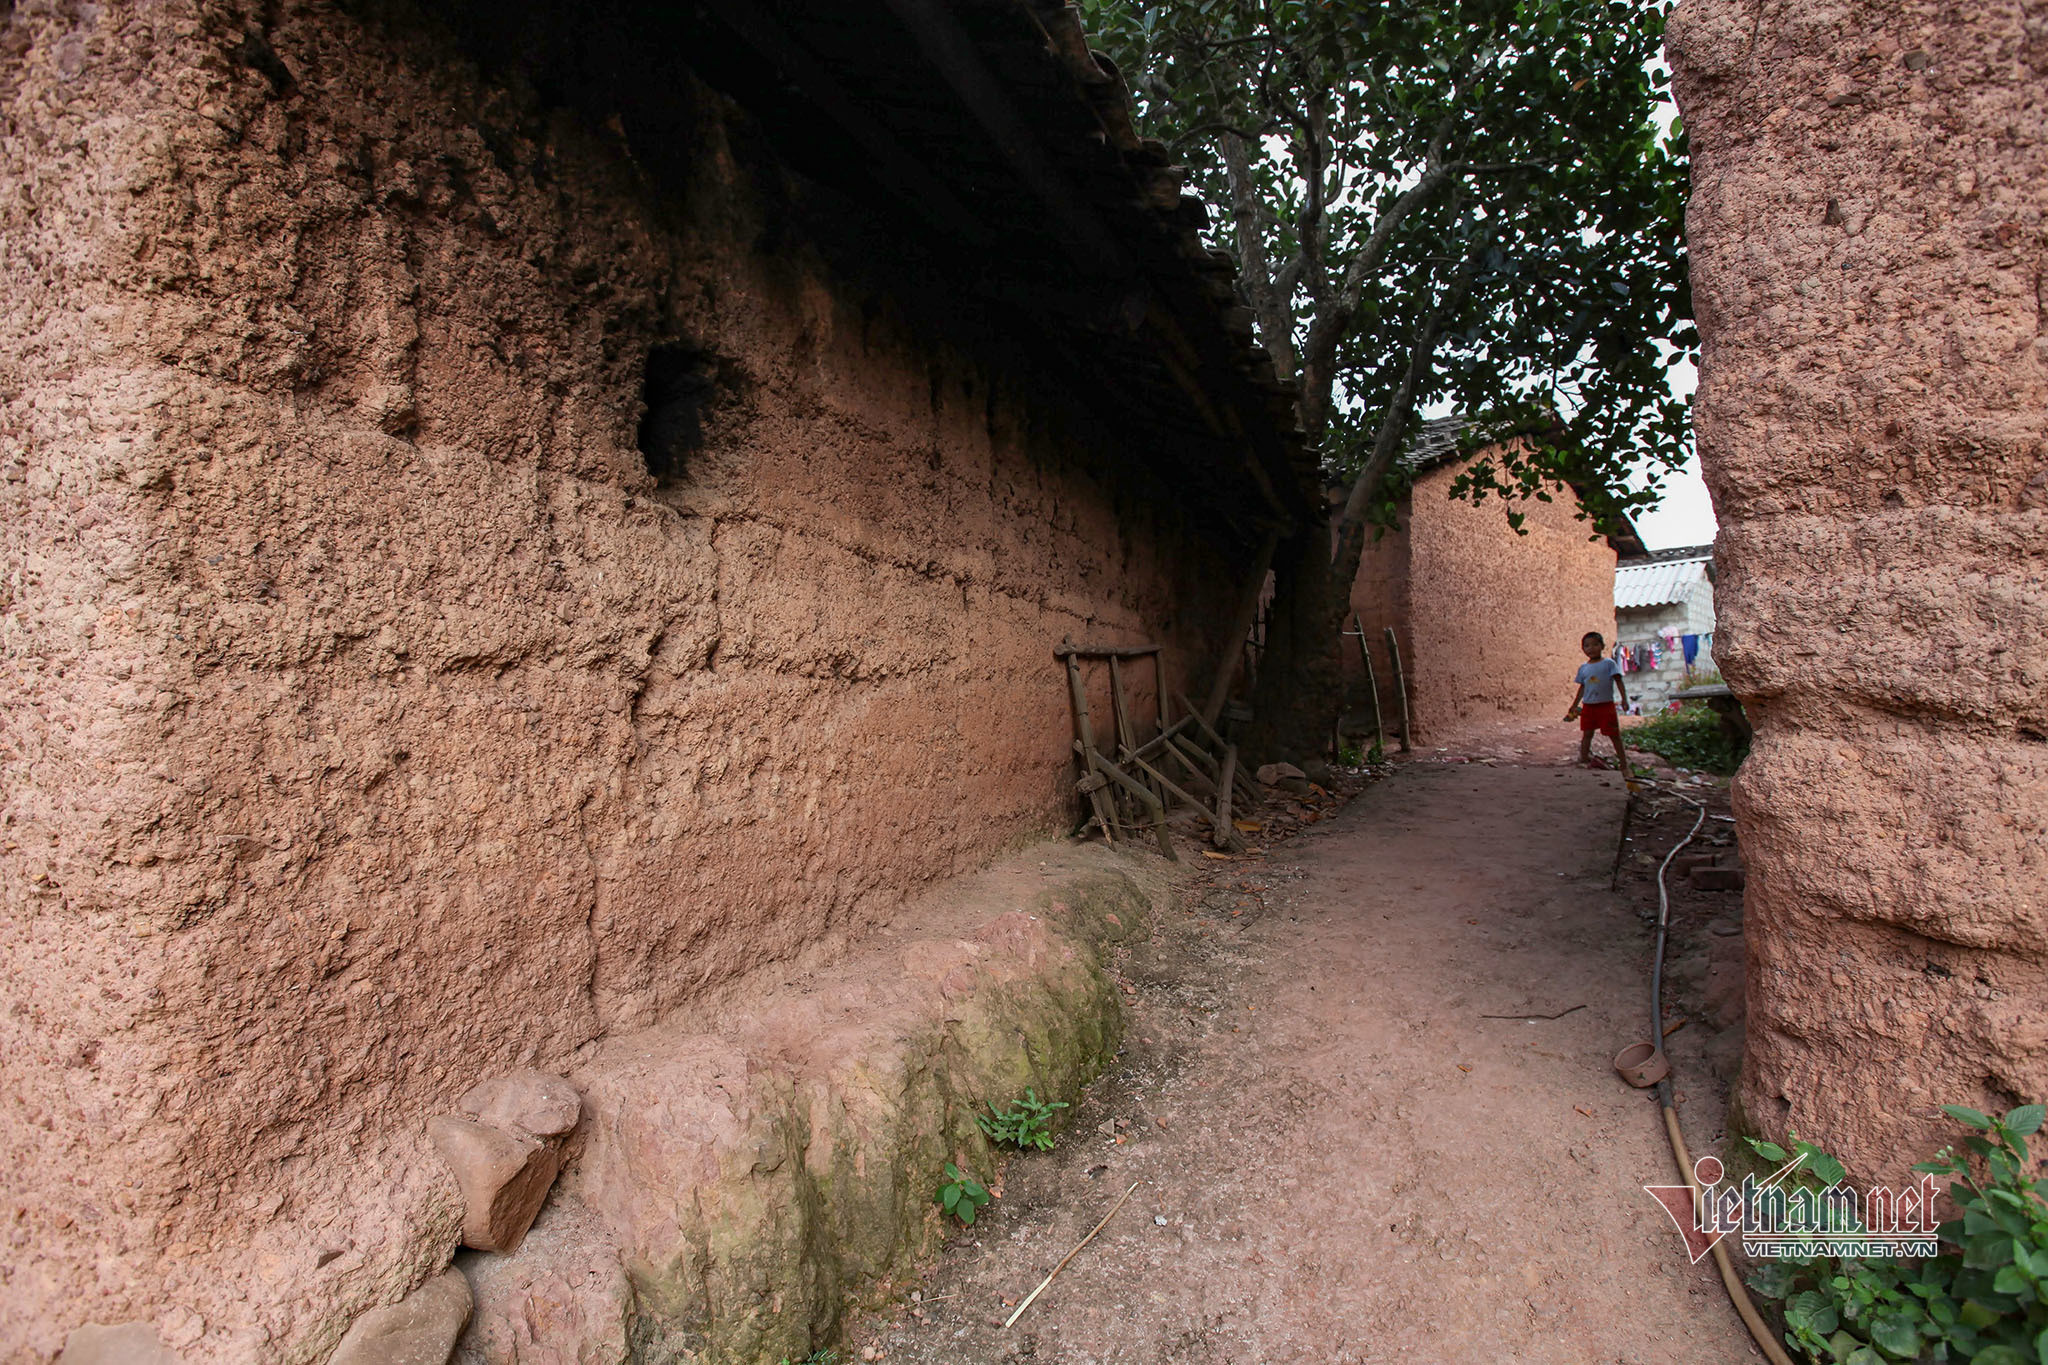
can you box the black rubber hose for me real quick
[1639,781,1795,1365]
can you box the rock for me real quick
[429,1117,562,1254]
[330,1270,473,1365]
[454,1198,633,1365]
[557,862,1148,1364]
[58,1323,182,1365]
[160,1308,206,1350]
[457,1072,582,1141]
[1254,762,1305,786]
[1704,953,1747,1032]
[1298,760,1334,786]
[1688,865,1746,892]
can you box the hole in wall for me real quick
[637,342,720,483]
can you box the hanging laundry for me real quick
[1682,634,1700,665]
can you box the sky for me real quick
[1628,84,1719,553]
[1627,353,1716,551]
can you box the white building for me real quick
[1613,546,1716,710]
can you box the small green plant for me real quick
[935,1162,991,1225]
[976,1089,1069,1150]
[1337,740,1365,766]
[1628,701,1748,774]
[1744,1102,2048,1364]
[778,1351,838,1365]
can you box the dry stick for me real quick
[1003,1180,1143,1330]
[1480,1003,1587,1020]
[1067,656,1120,846]
[1382,627,1413,753]
[1352,614,1385,756]
[1609,792,1636,892]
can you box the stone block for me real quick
[57,1323,181,1365]
[457,1072,582,1141]
[429,1117,561,1254]
[330,1270,473,1365]
[1688,865,1746,892]
[454,1198,632,1365]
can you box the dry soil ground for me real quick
[848,725,1760,1364]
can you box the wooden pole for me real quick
[1083,745,1179,862]
[1127,752,1206,815]
[1053,642,1162,659]
[1353,614,1385,756]
[1109,656,1157,808]
[1067,656,1120,844]
[1176,692,1260,806]
[1201,528,1280,729]
[1153,650,1168,751]
[1212,744,1239,850]
[1383,627,1412,753]
[1155,741,1219,798]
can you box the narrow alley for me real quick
[861,757,1760,1364]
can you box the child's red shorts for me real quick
[1579,701,1621,737]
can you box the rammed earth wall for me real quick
[1347,454,1618,743]
[0,2,1245,1356]
[1670,0,2048,1178]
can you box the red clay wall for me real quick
[0,3,1242,1357]
[1343,498,1415,743]
[1347,454,1617,743]
[1671,0,2048,1177]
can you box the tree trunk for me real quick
[1243,527,1347,764]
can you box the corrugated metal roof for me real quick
[1615,556,1709,609]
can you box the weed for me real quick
[1627,702,1747,775]
[977,1090,1069,1151]
[778,1352,838,1365]
[935,1162,991,1225]
[1745,1102,2048,1363]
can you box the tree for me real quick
[1081,0,1692,753]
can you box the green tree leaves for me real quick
[1081,0,1691,537]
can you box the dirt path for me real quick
[851,755,1761,1364]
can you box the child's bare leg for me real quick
[1608,730,1629,772]
[1578,730,1594,764]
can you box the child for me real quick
[1565,631,1629,769]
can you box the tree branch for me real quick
[1221,131,1299,379]
[1330,187,1525,574]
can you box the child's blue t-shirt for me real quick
[1575,657,1622,704]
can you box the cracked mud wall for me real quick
[1670,0,2047,1178]
[0,2,1240,1356]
